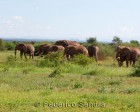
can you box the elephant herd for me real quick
[15,40,99,62]
[14,40,140,67]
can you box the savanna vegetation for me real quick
[0,37,140,112]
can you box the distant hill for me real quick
[1,37,86,42]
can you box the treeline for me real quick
[0,36,140,59]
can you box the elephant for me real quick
[115,46,126,64]
[35,44,48,56]
[64,45,88,59]
[55,40,80,47]
[118,47,140,67]
[42,45,65,55]
[15,44,35,59]
[51,45,65,52]
[88,46,99,62]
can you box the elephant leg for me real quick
[67,55,71,60]
[126,59,129,67]
[29,54,31,59]
[32,53,34,59]
[24,52,27,59]
[20,52,23,59]
[132,60,135,67]
[129,60,132,66]
[119,61,123,67]
[95,54,98,62]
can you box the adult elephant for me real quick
[15,44,35,59]
[88,46,99,62]
[43,45,65,55]
[118,47,140,67]
[64,45,88,59]
[51,45,65,52]
[116,46,126,63]
[129,48,140,66]
[55,40,80,47]
[35,44,48,56]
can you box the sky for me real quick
[0,0,140,42]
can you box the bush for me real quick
[130,68,140,77]
[6,55,15,62]
[5,42,15,50]
[73,82,84,89]
[49,66,64,78]
[5,55,16,66]
[72,54,92,65]
[130,61,140,77]
[39,52,64,67]
[0,39,5,51]
[98,44,115,60]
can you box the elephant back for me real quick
[116,46,126,52]
[55,40,80,47]
[51,45,65,52]
[64,45,75,56]
[25,44,35,53]
[76,45,88,56]
[120,47,131,57]
[38,44,48,54]
[15,44,26,51]
[43,45,53,54]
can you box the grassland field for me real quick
[0,51,140,112]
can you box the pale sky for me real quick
[0,0,140,42]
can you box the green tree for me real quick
[0,39,5,51]
[87,37,97,44]
[130,40,139,46]
[112,36,122,44]
[5,42,15,50]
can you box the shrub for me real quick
[49,67,64,78]
[5,42,15,50]
[73,82,84,89]
[72,54,92,65]
[0,39,5,51]
[98,44,115,60]
[130,61,140,77]
[5,55,16,66]
[39,52,64,67]
[130,68,140,77]
[3,66,9,72]
[6,55,15,62]
[98,86,106,93]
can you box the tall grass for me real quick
[0,51,140,112]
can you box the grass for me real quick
[0,51,140,112]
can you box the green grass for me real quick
[0,51,140,112]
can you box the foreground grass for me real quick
[0,51,140,112]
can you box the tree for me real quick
[130,40,139,45]
[87,37,97,44]
[5,42,15,50]
[0,39,5,51]
[112,36,122,44]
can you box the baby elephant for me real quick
[15,43,35,59]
